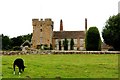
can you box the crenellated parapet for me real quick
[32,18,53,27]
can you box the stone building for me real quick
[32,18,87,50]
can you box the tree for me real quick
[2,34,12,50]
[1,33,32,50]
[63,38,68,50]
[85,27,101,51]
[22,33,32,42]
[70,38,74,50]
[11,36,23,47]
[102,13,120,50]
[59,40,61,50]
[10,33,32,49]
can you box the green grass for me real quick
[1,54,118,78]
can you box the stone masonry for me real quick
[32,18,53,49]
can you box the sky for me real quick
[0,0,120,38]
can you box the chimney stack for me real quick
[60,19,63,31]
[85,18,87,32]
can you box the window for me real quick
[74,39,77,45]
[40,37,42,44]
[80,39,84,46]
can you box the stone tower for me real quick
[32,18,54,49]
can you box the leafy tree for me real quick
[63,38,68,50]
[22,33,32,42]
[102,13,120,50]
[2,34,12,50]
[70,38,74,50]
[11,36,23,48]
[10,33,32,49]
[2,33,32,50]
[59,40,61,50]
[17,36,24,46]
[85,27,101,51]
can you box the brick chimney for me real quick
[60,19,63,31]
[85,18,87,32]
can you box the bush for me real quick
[85,27,101,51]
[70,38,74,50]
[63,38,68,50]
[59,41,61,50]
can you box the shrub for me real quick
[85,27,101,51]
[59,41,61,50]
[63,38,68,50]
[70,38,74,50]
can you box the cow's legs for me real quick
[13,64,15,74]
[18,67,22,75]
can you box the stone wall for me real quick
[52,51,120,54]
[1,50,120,55]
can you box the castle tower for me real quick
[32,18,54,49]
[60,19,63,31]
[85,18,87,32]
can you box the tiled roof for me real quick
[53,31,85,39]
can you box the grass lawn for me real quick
[1,54,118,78]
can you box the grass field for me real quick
[1,54,119,78]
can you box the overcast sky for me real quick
[0,0,119,38]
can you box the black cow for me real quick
[13,58,25,75]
